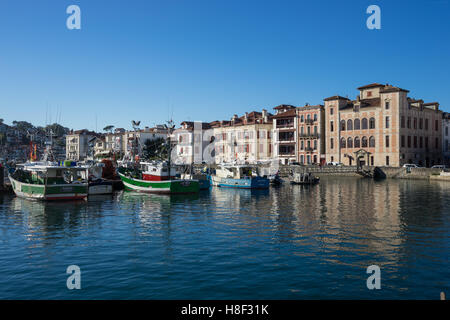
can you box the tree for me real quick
[0,118,3,125]
[103,125,114,133]
[142,137,168,160]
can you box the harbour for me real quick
[0,177,448,299]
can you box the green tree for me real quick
[103,125,114,133]
[142,137,168,160]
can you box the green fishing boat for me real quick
[118,162,199,194]
[9,163,89,201]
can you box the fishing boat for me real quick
[77,160,114,195]
[9,162,89,200]
[118,161,199,194]
[117,119,200,194]
[290,172,320,185]
[211,164,269,189]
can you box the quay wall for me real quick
[192,164,446,180]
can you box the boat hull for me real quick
[9,176,88,201]
[119,172,199,194]
[211,176,269,189]
[89,180,113,195]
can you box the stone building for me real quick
[324,83,443,167]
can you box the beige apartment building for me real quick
[297,104,326,165]
[211,110,273,164]
[324,83,443,167]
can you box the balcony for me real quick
[304,118,315,125]
[299,133,319,139]
[276,122,295,129]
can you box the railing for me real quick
[276,123,295,128]
[304,118,315,125]
[299,133,319,139]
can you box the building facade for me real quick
[324,83,443,167]
[297,104,326,165]
[66,129,97,161]
[272,105,297,164]
[212,110,273,164]
[443,112,450,165]
[174,121,213,164]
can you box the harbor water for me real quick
[0,177,449,299]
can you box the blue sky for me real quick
[0,0,449,131]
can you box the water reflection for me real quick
[0,177,448,299]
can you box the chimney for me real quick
[244,112,248,123]
[262,109,267,122]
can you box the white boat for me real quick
[211,164,269,189]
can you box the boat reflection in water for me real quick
[0,177,449,299]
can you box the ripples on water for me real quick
[0,177,449,299]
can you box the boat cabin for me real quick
[140,161,179,181]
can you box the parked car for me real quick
[403,164,419,168]
[431,165,447,169]
[327,161,343,166]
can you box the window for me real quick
[371,156,374,166]
[313,114,317,121]
[301,140,304,150]
[330,108,334,115]
[435,120,439,131]
[354,137,360,148]
[367,91,372,97]
[419,118,423,130]
[386,156,389,166]
[420,136,423,148]
[314,140,317,150]
[330,138,334,149]
[414,118,417,129]
[340,138,346,148]
[407,117,411,129]
[425,137,429,149]
[314,126,318,134]
[385,116,389,129]
[446,127,449,136]
[354,118,360,130]
[435,137,439,148]
[347,119,353,130]
[369,136,375,148]
[362,136,368,148]
[347,137,353,148]
[385,135,390,148]
[401,116,405,128]
[301,115,304,122]
[330,121,334,132]
[425,119,429,130]
[407,136,411,148]
[401,135,405,148]
[414,136,417,148]
[340,120,346,131]
[362,118,368,129]
[369,117,376,129]
[300,155,304,164]
[385,101,390,109]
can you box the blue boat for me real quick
[211,165,269,189]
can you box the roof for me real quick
[357,83,384,90]
[323,95,350,102]
[340,98,381,110]
[273,104,296,110]
[180,121,212,130]
[271,109,297,118]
